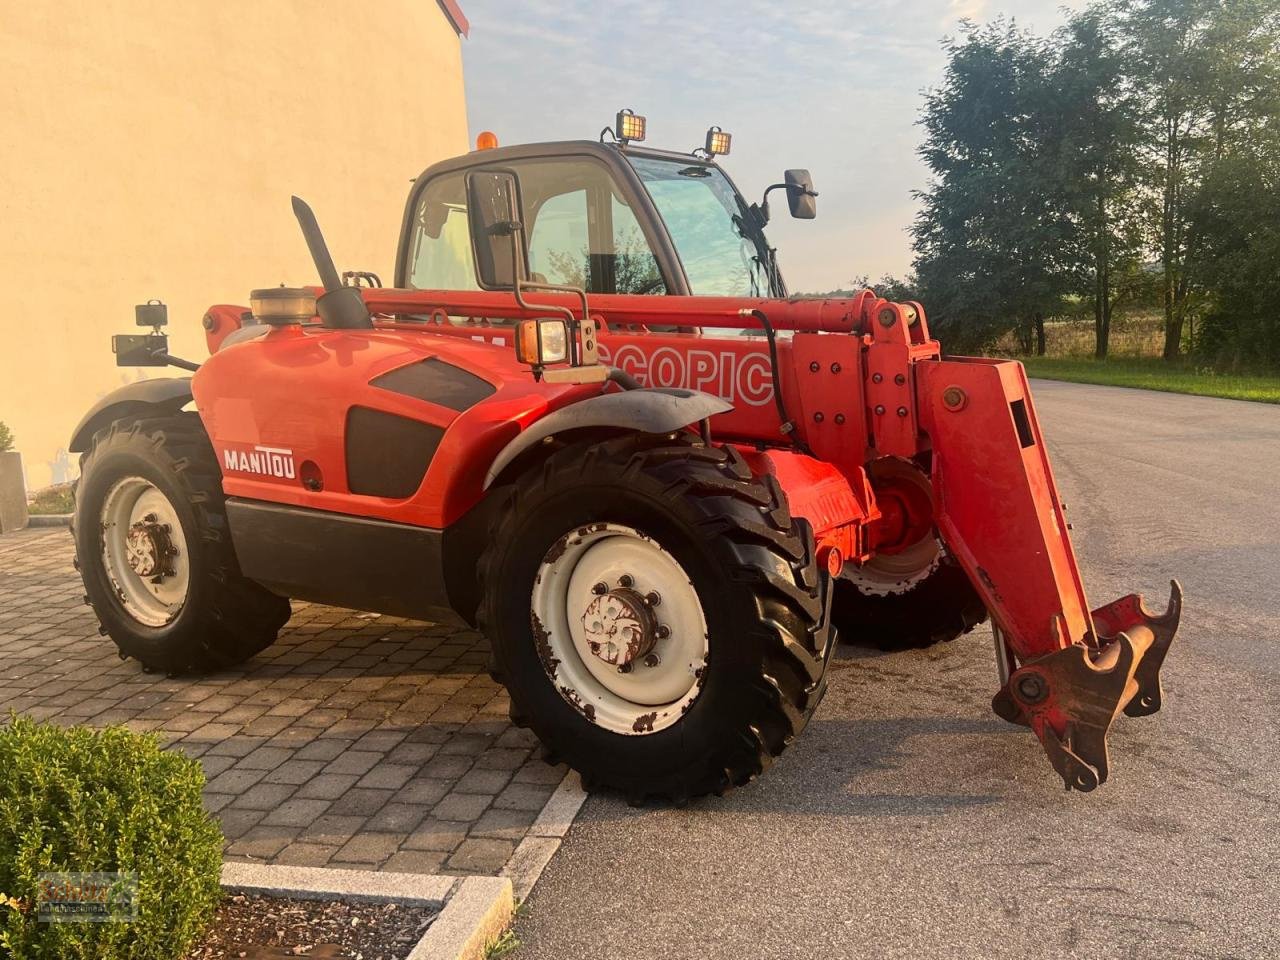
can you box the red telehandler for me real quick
[71,113,1181,801]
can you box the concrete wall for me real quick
[0,1,468,490]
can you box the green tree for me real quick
[912,20,1079,354]
[1053,8,1147,358]
[1117,0,1280,359]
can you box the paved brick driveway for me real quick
[0,526,568,876]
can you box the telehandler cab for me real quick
[72,112,1182,800]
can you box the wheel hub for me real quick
[581,584,659,667]
[124,514,178,581]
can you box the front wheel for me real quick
[478,437,833,803]
[74,414,292,673]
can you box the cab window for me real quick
[406,172,480,291]
[404,158,666,295]
[517,157,666,295]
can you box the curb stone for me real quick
[220,862,513,960]
[26,513,71,527]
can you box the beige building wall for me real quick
[0,1,468,490]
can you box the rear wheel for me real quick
[478,436,834,802]
[74,413,292,673]
[834,458,987,651]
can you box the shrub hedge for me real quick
[0,716,223,958]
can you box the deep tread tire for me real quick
[73,413,291,673]
[832,558,987,651]
[478,435,834,802]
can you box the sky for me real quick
[460,0,1085,293]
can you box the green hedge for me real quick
[0,716,223,959]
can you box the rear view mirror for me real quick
[466,170,528,290]
[784,169,817,219]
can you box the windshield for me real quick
[627,155,781,298]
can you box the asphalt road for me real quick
[512,380,1280,960]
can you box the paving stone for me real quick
[432,792,493,823]
[261,798,333,827]
[403,819,469,853]
[262,759,327,785]
[493,781,556,812]
[383,850,449,874]
[296,773,361,801]
[274,842,338,867]
[454,768,513,795]
[470,808,537,841]
[238,745,296,770]
[393,778,453,807]
[327,788,397,818]
[233,783,298,811]
[298,815,369,846]
[294,739,348,762]
[447,838,514,873]
[226,826,297,859]
[355,763,418,790]
[364,802,428,834]
[332,832,402,866]
[323,750,383,776]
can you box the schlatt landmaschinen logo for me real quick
[36,872,138,923]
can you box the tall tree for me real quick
[1052,8,1146,358]
[1118,0,1280,359]
[913,20,1079,354]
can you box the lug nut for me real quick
[618,574,634,588]
[592,582,608,595]
[617,663,633,674]
[656,624,671,640]
[643,653,661,668]
[645,591,661,607]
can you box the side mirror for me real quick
[466,170,528,290]
[784,169,818,219]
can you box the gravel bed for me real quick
[187,893,438,959]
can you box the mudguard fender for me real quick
[483,387,732,488]
[69,378,194,452]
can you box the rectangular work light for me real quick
[705,126,732,156]
[616,108,646,143]
[516,318,570,367]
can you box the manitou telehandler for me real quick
[71,111,1181,800]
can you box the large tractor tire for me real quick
[832,458,987,651]
[831,559,987,652]
[73,413,292,674]
[478,436,834,803]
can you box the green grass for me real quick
[1019,356,1280,404]
[27,484,74,515]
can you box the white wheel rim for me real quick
[530,523,709,735]
[100,476,190,627]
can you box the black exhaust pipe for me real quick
[290,196,372,330]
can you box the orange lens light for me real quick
[476,130,499,151]
[705,126,731,155]
[616,109,646,143]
